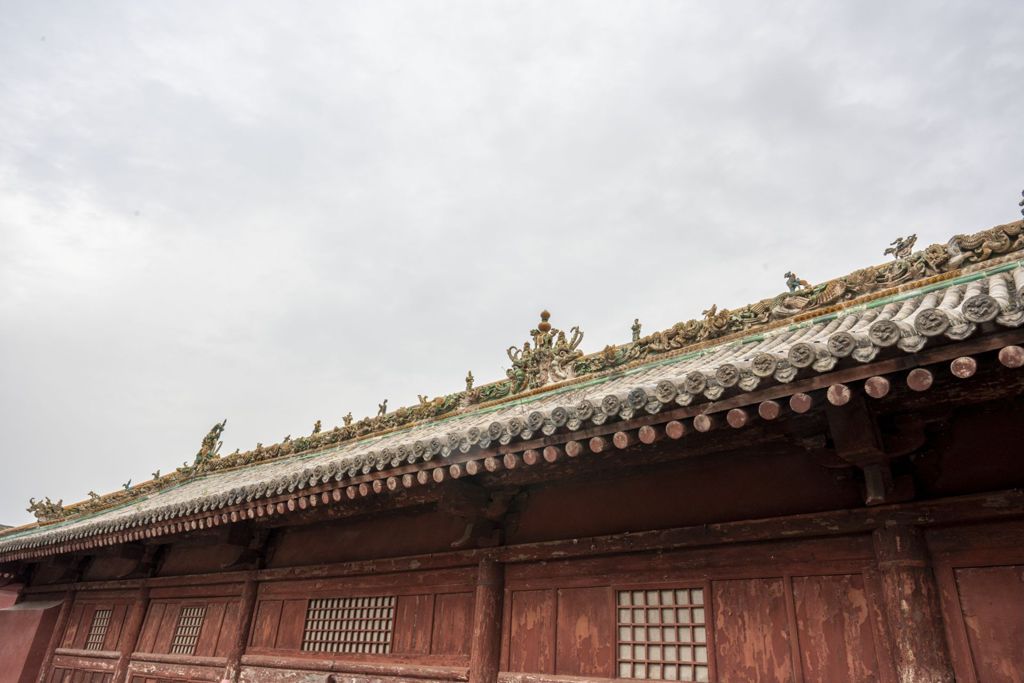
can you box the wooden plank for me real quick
[273,599,307,651]
[239,653,469,680]
[51,653,117,668]
[713,578,794,682]
[392,594,435,655]
[104,603,127,652]
[148,583,244,600]
[554,586,613,678]
[431,592,474,656]
[508,589,556,674]
[194,601,225,657]
[150,602,179,655]
[954,565,1024,683]
[257,566,475,599]
[792,574,881,683]
[61,603,85,649]
[215,597,242,659]
[860,569,899,683]
[248,600,282,650]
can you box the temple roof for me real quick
[2,219,1024,561]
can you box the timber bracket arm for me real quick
[826,394,919,506]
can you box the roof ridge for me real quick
[16,219,1024,529]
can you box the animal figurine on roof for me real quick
[784,271,810,292]
[885,234,917,260]
[27,497,65,523]
[194,419,227,469]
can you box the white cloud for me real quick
[0,0,1022,524]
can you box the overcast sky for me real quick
[1,2,1022,526]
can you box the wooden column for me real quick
[36,588,75,683]
[468,559,504,683]
[224,575,259,683]
[873,523,954,683]
[113,586,149,683]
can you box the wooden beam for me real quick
[789,392,813,414]
[612,431,635,449]
[758,400,781,420]
[665,420,686,439]
[637,425,661,445]
[25,490,1024,594]
[693,414,715,432]
[726,408,750,429]
[864,375,891,399]
[826,383,851,406]
[907,367,934,392]
[999,344,1024,368]
[950,356,977,379]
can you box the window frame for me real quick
[301,594,397,655]
[612,580,715,682]
[169,604,207,655]
[83,607,113,651]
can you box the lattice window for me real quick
[302,595,396,654]
[617,588,709,681]
[169,605,206,655]
[84,608,112,651]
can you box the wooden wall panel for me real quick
[247,573,475,658]
[955,565,1024,683]
[713,578,793,682]
[56,600,134,654]
[103,603,127,651]
[555,586,614,678]
[151,601,180,654]
[507,589,556,673]
[248,599,282,649]
[133,597,242,658]
[274,598,308,652]
[60,604,85,648]
[214,600,240,658]
[430,592,474,656]
[194,601,226,657]
[392,594,435,655]
[792,574,880,683]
